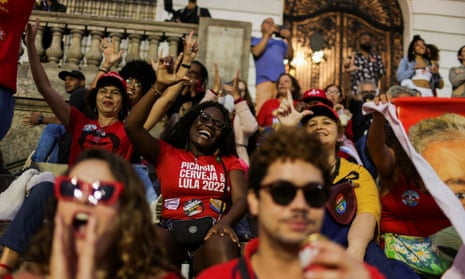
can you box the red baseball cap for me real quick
[96,72,127,93]
[301,88,333,107]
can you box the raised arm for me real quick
[276,90,313,127]
[142,35,199,131]
[89,38,123,90]
[367,110,395,177]
[125,33,197,163]
[26,20,70,126]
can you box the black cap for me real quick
[58,70,85,81]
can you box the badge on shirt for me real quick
[335,193,347,214]
[210,198,226,214]
[164,198,180,210]
[183,199,204,217]
[401,190,420,207]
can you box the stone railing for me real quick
[1,11,197,171]
[2,12,251,172]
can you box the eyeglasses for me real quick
[54,176,124,206]
[326,90,340,97]
[260,180,328,208]
[126,78,142,89]
[199,110,226,130]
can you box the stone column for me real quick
[167,36,180,57]
[147,34,162,64]
[66,27,84,66]
[45,25,65,64]
[125,33,142,63]
[35,25,45,58]
[85,29,104,68]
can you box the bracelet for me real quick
[181,63,191,69]
[151,86,162,98]
[98,68,108,73]
[0,263,13,272]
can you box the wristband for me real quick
[151,86,162,98]
[37,114,44,125]
[98,68,108,73]
[234,97,244,104]
[181,63,191,69]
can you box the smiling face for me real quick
[303,115,340,149]
[56,159,120,260]
[414,40,427,56]
[248,159,325,245]
[125,77,144,107]
[188,106,226,155]
[96,85,123,117]
[421,138,465,208]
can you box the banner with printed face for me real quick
[363,98,465,278]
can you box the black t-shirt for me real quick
[174,6,211,24]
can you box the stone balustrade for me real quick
[1,11,198,171]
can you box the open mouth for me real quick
[198,129,212,139]
[72,212,90,237]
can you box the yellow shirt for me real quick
[333,157,381,225]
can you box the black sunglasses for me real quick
[199,110,226,130]
[261,180,328,208]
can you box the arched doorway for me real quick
[284,0,403,94]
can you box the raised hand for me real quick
[230,69,242,101]
[277,90,313,127]
[99,38,123,69]
[25,19,40,47]
[212,63,222,93]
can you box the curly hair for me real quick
[86,85,131,121]
[164,101,237,156]
[119,60,156,94]
[276,73,301,100]
[248,127,332,194]
[407,35,428,62]
[22,149,176,278]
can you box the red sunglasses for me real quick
[54,176,124,206]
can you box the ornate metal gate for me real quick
[284,0,403,94]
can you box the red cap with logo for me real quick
[301,88,333,107]
[96,72,127,93]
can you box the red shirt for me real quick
[0,0,35,92]
[197,238,386,279]
[381,176,450,236]
[67,107,134,165]
[256,98,280,127]
[155,140,243,220]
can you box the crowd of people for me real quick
[0,2,465,278]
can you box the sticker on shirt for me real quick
[401,190,420,207]
[210,198,226,214]
[164,198,180,210]
[335,193,347,214]
[183,199,204,217]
